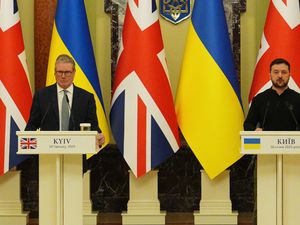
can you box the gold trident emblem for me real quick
[163,0,189,21]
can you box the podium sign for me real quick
[240,131,300,154]
[17,131,98,154]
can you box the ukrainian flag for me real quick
[46,0,109,152]
[244,138,261,150]
[175,0,244,179]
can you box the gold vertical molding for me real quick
[18,0,34,90]
[34,0,56,90]
[95,0,112,120]
[241,0,269,112]
[158,0,191,98]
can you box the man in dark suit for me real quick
[25,54,105,146]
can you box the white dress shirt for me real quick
[57,84,74,130]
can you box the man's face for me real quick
[270,63,290,89]
[55,62,75,89]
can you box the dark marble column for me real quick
[34,0,56,90]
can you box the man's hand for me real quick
[255,128,263,131]
[97,133,105,148]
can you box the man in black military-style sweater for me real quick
[244,58,300,131]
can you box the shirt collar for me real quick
[270,86,290,96]
[57,83,74,94]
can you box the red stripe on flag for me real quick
[112,8,180,144]
[0,100,6,175]
[0,22,32,120]
[137,96,146,177]
[249,1,300,103]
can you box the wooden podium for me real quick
[17,131,98,225]
[241,131,300,225]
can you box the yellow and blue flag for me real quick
[46,0,109,151]
[175,0,244,179]
[243,138,261,150]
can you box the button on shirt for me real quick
[57,84,73,130]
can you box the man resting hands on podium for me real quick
[25,54,105,147]
[244,58,300,131]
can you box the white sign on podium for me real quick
[240,131,300,225]
[16,131,99,225]
[16,131,98,154]
[240,131,300,154]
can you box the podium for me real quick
[240,131,300,225]
[17,131,98,225]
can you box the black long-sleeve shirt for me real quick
[244,88,300,131]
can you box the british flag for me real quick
[249,0,300,103]
[20,138,37,150]
[0,0,32,175]
[110,0,180,177]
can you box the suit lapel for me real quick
[50,84,59,126]
[70,85,79,130]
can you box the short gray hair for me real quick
[55,54,75,69]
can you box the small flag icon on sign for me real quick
[243,138,261,150]
[20,138,37,150]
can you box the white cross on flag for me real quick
[0,0,32,175]
[110,0,180,178]
[249,0,300,103]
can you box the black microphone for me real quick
[261,101,270,130]
[285,102,299,131]
[40,100,53,131]
[65,93,75,130]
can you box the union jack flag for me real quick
[249,0,300,103]
[20,138,37,150]
[110,0,180,177]
[0,0,32,175]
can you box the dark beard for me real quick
[272,80,288,89]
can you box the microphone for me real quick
[285,102,299,131]
[65,93,75,130]
[40,100,53,131]
[261,101,270,130]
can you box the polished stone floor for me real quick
[28,212,254,225]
